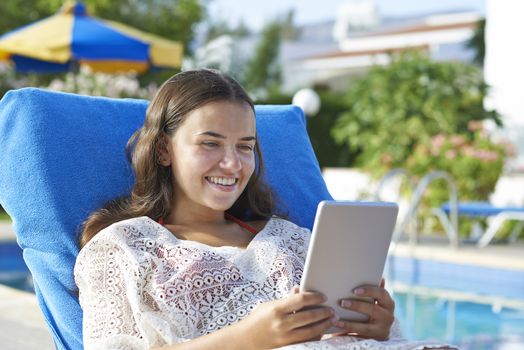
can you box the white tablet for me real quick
[299,200,398,330]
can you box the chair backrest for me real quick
[0,88,332,350]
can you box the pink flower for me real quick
[431,134,447,151]
[463,146,475,157]
[500,140,517,157]
[473,150,499,162]
[445,150,457,159]
[450,135,466,147]
[468,120,484,132]
[380,153,393,165]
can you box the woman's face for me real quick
[162,100,256,214]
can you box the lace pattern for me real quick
[75,216,453,350]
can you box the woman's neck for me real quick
[166,204,227,227]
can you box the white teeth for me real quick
[208,176,236,186]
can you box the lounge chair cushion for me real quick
[442,201,524,217]
[0,88,332,350]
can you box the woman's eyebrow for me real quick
[195,131,226,138]
[195,131,255,141]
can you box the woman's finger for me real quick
[288,306,335,329]
[339,299,390,322]
[352,285,395,311]
[278,291,327,314]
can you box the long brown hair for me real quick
[79,69,277,248]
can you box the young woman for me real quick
[74,69,454,350]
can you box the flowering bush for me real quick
[47,66,157,99]
[0,63,41,97]
[405,121,514,209]
[332,51,501,178]
[1,64,158,100]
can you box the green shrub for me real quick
[255,89,356,169]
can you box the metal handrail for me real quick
[395,171,459,247]
[373,168,416,201]
[373,168,417,242]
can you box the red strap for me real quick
[225,213,258,235]
[157,214,258,235]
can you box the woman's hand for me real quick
[238,286,337,349]
[333,278,395,340]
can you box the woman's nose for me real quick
[220,147,242,171]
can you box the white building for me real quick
[282,6,481,92]
[191,2,481,93]
[484,0,524,171]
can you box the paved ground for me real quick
[0,221,15,241]
[0,221,54,349]
[392,238,524,271]
[0,284,54,349]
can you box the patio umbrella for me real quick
[0,1,183,73]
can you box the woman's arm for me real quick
[75,233,152,350]
[153,288,336,350]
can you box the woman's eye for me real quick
[238,144,254,151]
[202,141,219,148]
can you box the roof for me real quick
[306,45,429,60]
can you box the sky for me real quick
[208,0,485,30]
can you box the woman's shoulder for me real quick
[75,216,162,273]
[262,217,310,257]
[261,216,311,237]
[272,216,309,229]
[78,216,160,254]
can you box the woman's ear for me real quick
[156,134,172,167]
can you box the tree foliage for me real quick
[332,51,501,177]
[87,0,204,53]
[306,90,356,168]
[205,19,251,42]
[255,88,356,169]
[243,21,282,92]
[242,9,298,93]
[0,0,59,33]
[467,18,485,66]
[280,9,298,41]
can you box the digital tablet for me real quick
[299,200,398,331]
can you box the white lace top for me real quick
[75,216,451,350]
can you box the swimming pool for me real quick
[0,241,33,292]
[386,249,524,350]
[1,242,524,349]
[393,289,524,349]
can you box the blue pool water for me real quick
[393,291,524,349]
[1,242,524,349]
[0,241,34,292]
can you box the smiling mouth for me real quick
[205,176,238,186]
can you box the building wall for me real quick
[484,0,524,171]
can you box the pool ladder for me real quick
[374,169,459,248]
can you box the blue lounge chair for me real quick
[441,201,524,247]
[0,88,333,350]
